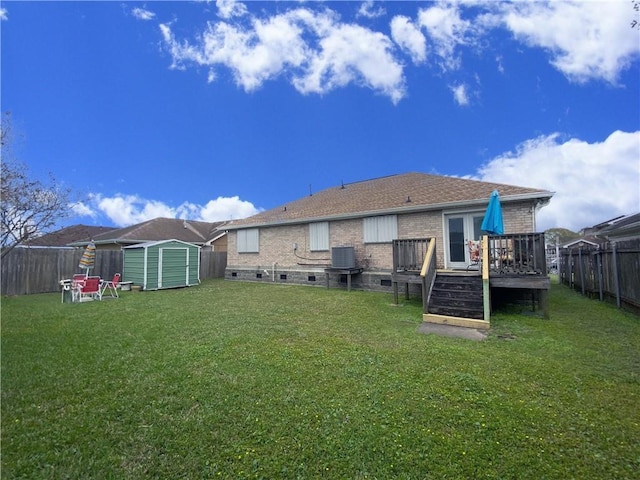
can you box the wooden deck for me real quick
[392,234,550,324]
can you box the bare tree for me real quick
[1,112,72,258]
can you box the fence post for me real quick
[612,241,621,308]
[568,249,573,288]
[578,248,585,295]
[596,249,603,302]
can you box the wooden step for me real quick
[423,313,490,330]
[427,273,486,321]
[428,305,484,319]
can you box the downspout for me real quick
[272,262,277,282]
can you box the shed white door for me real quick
[444,213,484,269]
[159,248,189,289]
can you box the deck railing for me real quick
[420,238,437,313]
[487,233,547,275]
[393,238,430,272]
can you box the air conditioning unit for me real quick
[332,246,356,269]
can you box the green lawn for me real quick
[2,280,639,479]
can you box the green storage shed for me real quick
[123,239,200,291]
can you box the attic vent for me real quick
[332,246,356,269]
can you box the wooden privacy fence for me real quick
[558,239,640,311]
[1,248,227,296]
[199,251,227,280]
[1,248,122,296]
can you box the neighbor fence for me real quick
[200,250,227,279]
[1,247,227,296]
[558,239,640,312]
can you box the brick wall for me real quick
[226,202,538,289]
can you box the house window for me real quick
[364,215,397,243]
[237,228,259,253]
[309,222,329,251]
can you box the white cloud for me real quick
[159,1,638,101]
[96,194,175,227]
[77,193,261,227]
[198,196,262,221]
[161,8,406,103]
[499,1,640,84]
[477,130,640,231]
[417,2,475,71]
[0,7,7,21]
[293,21,405,103]
[390,15,426,64]
[450,83,469,106]
[70,201,96,218]
[131,7,155,21]
[216,0,248,20]
[202,15,308,91]
[357,1,385,20]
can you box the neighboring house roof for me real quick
[594,212,640,241]
[562,237,605,249]
[227,172,553,229]
[23,225,116,247]
[560,213,640,247]
[69,217,227,247]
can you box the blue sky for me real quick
[2,0,639,232]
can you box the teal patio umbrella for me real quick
[481,190,504,235]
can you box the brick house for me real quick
[224,173,553,298]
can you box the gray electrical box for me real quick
[331,246,356,269]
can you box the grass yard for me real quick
[2,279,639,479]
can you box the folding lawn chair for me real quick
[101,273,121,298]
[466,240,481,271]
[72,276,103,302]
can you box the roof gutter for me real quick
[225,191,554,230]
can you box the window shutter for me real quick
[237,228,259,253]
[310,222,329,251]
[364,215,397,243]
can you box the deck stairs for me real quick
[424,272,489,330]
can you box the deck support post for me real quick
[482,235,491,322]
[539,289,549,319]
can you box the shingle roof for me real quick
[70,218,226,246]
[25,225,116,247]
[228,172,553,228]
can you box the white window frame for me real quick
[309,222,329,251]
[237,228,259,253]
[364,215,397,243]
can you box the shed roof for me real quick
[122,238,201,249]
[227,172,553,229]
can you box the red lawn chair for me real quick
[101,273,121,298]
[72,276,102,302]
